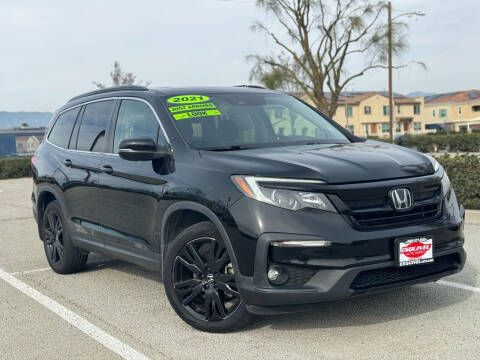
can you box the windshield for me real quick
[163,93,349,150]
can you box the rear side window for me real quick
[113,100,161,152]
[76,100,114,152]
[48,107,80,148]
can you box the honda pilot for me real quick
[31,85,466,332]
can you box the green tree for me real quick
[93,61,151,89]
[249,0,424,117]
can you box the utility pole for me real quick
[388,1,394,142]
[344,88,349,130]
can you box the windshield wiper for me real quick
[304,141,345,146]
[201,145,252,151]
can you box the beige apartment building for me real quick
[297,91,424,138]
[332,92,424,138]
[423,90,480,132]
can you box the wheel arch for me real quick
[160,201,240,275]
[36,185,68,241]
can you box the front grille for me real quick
[332,181,443,230]
[350,254,460,290]
[270,263,317,286]
[350,202,441,229]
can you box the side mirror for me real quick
[118,137,170,161]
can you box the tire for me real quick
[41,201,88,274]
[163,221,253,332]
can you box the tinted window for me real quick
[163,93,348,150]
[48,107,80,148]
[113,100,162,152]
[76,100,114,152]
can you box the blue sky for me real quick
[0,0,478,111]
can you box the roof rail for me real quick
[234,85,266,89]
[68,85,149,103]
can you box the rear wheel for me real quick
[42,201,88,274]
[163,221,252,332]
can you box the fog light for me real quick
[267,266,289,285]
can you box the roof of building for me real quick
[334,91,419,105]
[291,91,419,105]
[424,90,480,104]
[0,127,47,135]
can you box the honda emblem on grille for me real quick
[390,188,413,210]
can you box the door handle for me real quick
[101,164,114,175]
[63,159,72,167]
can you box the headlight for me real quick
[425,154,440,172]
[442,172,452,197]
[231,176,336,212]
[424,155,451,196]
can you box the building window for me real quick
[473,105,480,112]
[346,125,354,134]
[382,123,390,133]
[365,124,369,135]
[364,106,371,115]
[439,109,447,118]
[383,106,390,116]
[414,122,422,131]
[346,106,353,117]
[432,109,436,117]
[397,105,401,114]
[458,106,462,115]
[414,104,421,115]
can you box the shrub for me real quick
[435,154,480,210]
[366,136,392,143]
[0,156,33,179]
[402,133,480,153]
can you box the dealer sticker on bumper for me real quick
[397,237,434,267]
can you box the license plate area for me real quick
[395,236,434,267]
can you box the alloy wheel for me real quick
[173,237,241,321]
[44,211,64,266]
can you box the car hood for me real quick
[200,141,434,184]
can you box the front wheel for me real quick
[163,221,252,332]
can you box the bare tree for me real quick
[248,0,424,116]
[93,61,152,89]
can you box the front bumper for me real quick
[240,246,465,314]
[231,194,466,314]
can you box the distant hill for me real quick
[0,111,53,129]
[407,91,437,98]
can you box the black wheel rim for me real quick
[173,237,241,321]
[44,211,64,266]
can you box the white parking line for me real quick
[0,267,150,360]
[9,261,117,276]
[9,267,51,275]
[437,280,480,293]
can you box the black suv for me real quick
[32,86,466,332]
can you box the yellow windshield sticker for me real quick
[169,103,216,113]
[173,109,222,120]
[167,95,210,104]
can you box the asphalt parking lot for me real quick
[0,178,479,360]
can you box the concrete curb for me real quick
[465,210,480,225]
